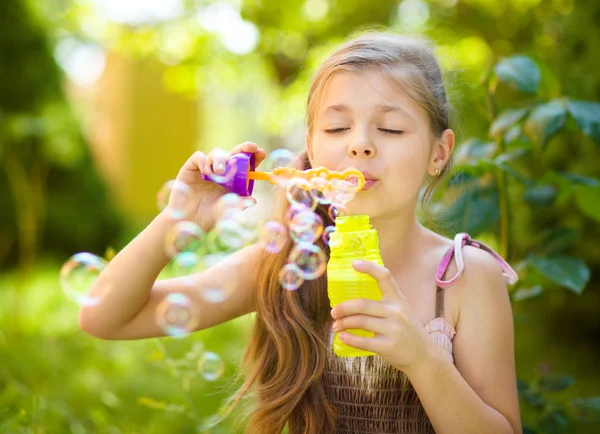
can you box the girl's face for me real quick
[307,69,440,219]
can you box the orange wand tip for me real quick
[248,171,272,182]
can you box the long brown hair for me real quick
[222,31,455,433]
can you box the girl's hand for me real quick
[168,142,267,231]
[330,260,443,375]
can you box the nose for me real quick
[348,131,376,159]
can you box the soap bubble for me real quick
[286,180,317,211]
[286,203,312,225]
[214,219,246,250]
[155,293,199,338]
[289,210,323,244]
[343,174,363,192]
[164,221,205,258]
[171,252,202,276]
[230,205,263,245]
[279,263,304,291]
[260,221,288,254]
[157,180,194,220]
[59,252,108,306]
[322,225,335,245]
[216,193,245,221]
[264,148,298,171]
[288,243,327,280]
[199,280,236,303]
[323,178,356,205]
[197,351,225,381]
[328,204,346,221]
[205,149,237,184]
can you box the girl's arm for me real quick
[78,211,261,340]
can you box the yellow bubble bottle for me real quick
[327,215,383,357]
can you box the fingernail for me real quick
[216,162,225,173]
[330,308,336,318]
[332,321,339,331]
[353,260,364,267]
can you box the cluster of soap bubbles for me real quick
[59,148,360,371]
[271,173,358,291]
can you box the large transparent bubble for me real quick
[286,180,317,211]
[264,148,299,171]
[260,221,288,254]
[197,351,225,381]
[278,263,304,291]
[288,243,327,280]
[289,209,323,244]
[157,180,194,220]
[59,252,109,306]
[215,193,246,221]
[155,292,199,338]
[164,221,205,258]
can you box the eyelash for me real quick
[325,128,404,135]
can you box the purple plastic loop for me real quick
[201,152,256,196]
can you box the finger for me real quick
[331,298,386,320]
[254,148,267,167]
[338,331,387,354]
[207,149,229,175]
[231,142,267,167]
[182,151,206,173]
[230,141,258,154]
[334,315,391,336]
[352,260,407,302]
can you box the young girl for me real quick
[80,32,522,434]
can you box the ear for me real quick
[430,128,455,172]
[305,131,315,167]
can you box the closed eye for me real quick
[324,128,404,135]
[324,128,348,134]
[379,128,404,135]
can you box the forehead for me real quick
[317,69,423,123]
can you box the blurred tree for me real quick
[0,0,124,275]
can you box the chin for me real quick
[343,197,384,218]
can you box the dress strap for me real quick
[435,233,519,290]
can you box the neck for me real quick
[369,208,429,273]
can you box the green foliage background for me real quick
[1,0,599,432]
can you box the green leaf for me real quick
[490,107,529,139]
[444,184,499,236]
[565,98,600,145]
[496,162,534,187]
[512,285,543,301]
[573,185,600,222]
[521,389,545,408]
[523,100,567,149]
[558,172,600,187]
[494,55,541,94]
[523,184,557,206]
[571,396,600,423]
[540,227,579,255]
[455,138,496,165]
[538,410,569,434]
[522,426,537,434]
[539,374,575,392]
[528,254,591,294]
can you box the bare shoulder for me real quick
[450,244,522,433]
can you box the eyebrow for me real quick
[322,103,413,119]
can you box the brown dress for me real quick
[323,232,519,433]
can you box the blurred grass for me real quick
[0,257,253,433]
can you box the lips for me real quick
[362,179,379,191]
[358,171,379,191]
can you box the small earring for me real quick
[433,168,441,176]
